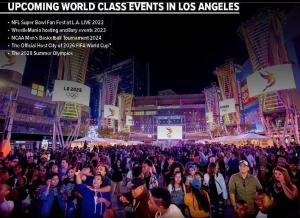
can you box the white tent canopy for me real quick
[72,137,125,146]
[126,141,145,145]
[73,136,106,143]
[210,133,271,143]
[210,136,236,142]
[234,133,271,141]
[195,139,211,144]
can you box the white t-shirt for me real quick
[0,199,14,217]
[167,184,183,192]
[256,211,268,218]
[155,204,185,218]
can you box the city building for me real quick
[129,94,208,143]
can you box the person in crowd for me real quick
[276,155,289,168]
[185,164,197,189]
[75,170,111,218]
[256,157,270,191]
[162,156,175,186]
[111,159,123,196]
[0,183,14,218]
[39,154,48,168]
[227,151,240,178]
[62,168,76,218]
[95,163,112,191]
[49,164,59,178]
[235,200,248,218]
[229,160,262,217]
[143,159,158,190]
[126,162,140,188]
[119,177,151,218]
[38,174,65,218]
[246,150,256,174]
[288,157,300,190]
[184,177,210,218]
[167,171,186,214]
[0,170,10,184]
[204,162,227,218]
[148,187,185,218]
[59,159,69,180]
[272,166,298,218]
[254,190,277,218]
[217,152,226,177]
[26,152,36,171]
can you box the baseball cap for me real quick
[131,178,145,189]
[187,163,196,170]
[239,160,249,166]
[191,178,201,189]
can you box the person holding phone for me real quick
[75,170,111,218]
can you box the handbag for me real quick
[103,208,116,218]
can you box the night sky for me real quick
[20,3,295,95]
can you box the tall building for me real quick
[214,59,241,135]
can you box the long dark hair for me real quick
[171,171,184,191]
[191,186,210,213]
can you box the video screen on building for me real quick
[157,125,183,140]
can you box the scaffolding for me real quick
[52,47,90,149]
[239,9,299,145]
[204,83,221,138]
[101,74,120,129]
[215,59,241,135]
[118,93,133,132]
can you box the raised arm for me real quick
[75,170,82,184]
[281,182,298,200]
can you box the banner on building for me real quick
[52,80,91,106]
[157,126,183,140]
[104,105,120,120]
[240,81,257,106]
[0,50,26,75]
[205,112,213,123]
[247,64,296,97]
[126,115,134,126]
[219,98,236,115]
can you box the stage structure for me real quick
[203,83,222,138]
[101,74,120,129]
[52,48,90,148]
[239,9,299,145]
[118,93,133,133]
[214,59,241,135]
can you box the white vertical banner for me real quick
[104,105,120,120]
[206,112,213,123]
[126,115,134,126]
[219,98,236,115]
[247,64,296,97]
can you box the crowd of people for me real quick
[0,143,300,218]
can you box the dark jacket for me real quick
[121,189,151,218]
[39,185,65,218]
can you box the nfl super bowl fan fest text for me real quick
[7,17,110,56]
